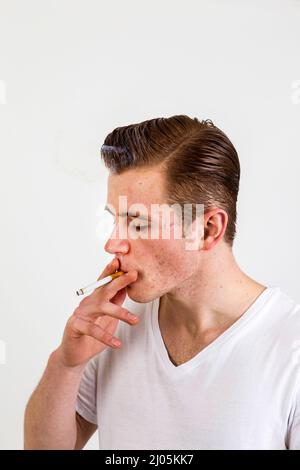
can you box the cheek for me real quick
[149,242,187,279]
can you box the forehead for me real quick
[107,166,167,207]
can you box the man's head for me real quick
[101,115,240,302]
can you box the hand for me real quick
[56,258,139,368]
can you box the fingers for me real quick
[101,270,138,301]
[74,302,139,325]
[73,315,122,348]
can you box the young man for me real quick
[24,115,300,449]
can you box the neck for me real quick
[158,243,267,336]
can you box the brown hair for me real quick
[100,114,240,247]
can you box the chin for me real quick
[126,286,156,303]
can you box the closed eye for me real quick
[108,214,149,232]
[135,225,148,231]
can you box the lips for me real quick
[121,266,139,277]
[116,262,130,273]
[113,258,126,272]
[120,267,130,273]
[114,257,136,274]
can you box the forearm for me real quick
[24,348,86,450]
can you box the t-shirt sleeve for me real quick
[75,354,99,425]
[287,377,300,449]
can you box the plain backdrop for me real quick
[0,0,299,450]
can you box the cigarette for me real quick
[76,271,125,296]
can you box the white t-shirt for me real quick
[75,286,300,450]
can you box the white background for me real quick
[0,0,299,449]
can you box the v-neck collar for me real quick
[150,285,279,381]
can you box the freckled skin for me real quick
[104,166,203,303]
[103,164,266,347]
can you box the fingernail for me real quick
[128,313,139,322]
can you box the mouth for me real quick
[114,258,129,273]
[114,259,139,278]
[119,264,133,274]
[119,268,129,274]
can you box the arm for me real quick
[24,259,139,450]
[24,348,89,450]
[74,412,98,450]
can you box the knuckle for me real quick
[66,316,75,329]
[95,300,106,312]
[72,315,83,330]
[89,322,101,337]
[98,287,111,303]
[79,296,90,308]
[73,306,82,317]
[101,282,113,297]
[100,330,114,345]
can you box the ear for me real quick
[202,208,228,251]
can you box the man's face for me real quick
[104,166,203,303]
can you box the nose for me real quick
[104,224,130,255]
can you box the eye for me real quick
[135,225,148,231]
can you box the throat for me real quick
[161,331,216,367]
[158,300,212,366]
[158,303,235,367]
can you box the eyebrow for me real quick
[104,205,150,221]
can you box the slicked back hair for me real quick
[101,115,240,247]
